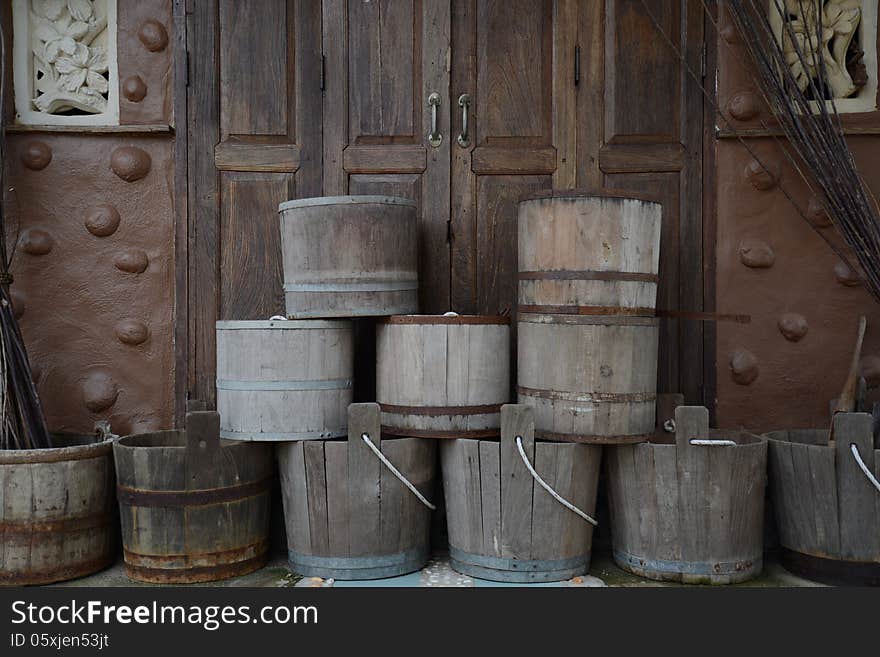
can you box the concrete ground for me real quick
[51,551,822,588]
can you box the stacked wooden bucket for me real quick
[513,191,767,584]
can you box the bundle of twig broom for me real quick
[725,0,880,303]
[0,26,50,450]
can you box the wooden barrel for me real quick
[606,406,766,584]
[376,315,510,439]
[278,196,419,318]
[113,411,273,583]
[216,319,353,441]
[766,412,880,585]
[442,405,601,582]
[0,426,116,585]
[517,191,662,444]
[279,404,435,579]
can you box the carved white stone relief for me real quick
[13,0,119,126]
[772,0,878,112]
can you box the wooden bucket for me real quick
[279,403,435,579]
[376,315,510,439]
[766,412,880,585]
[216,319,353,441]
[278,196,419,318]
[113,411,273,583]
[517,191,662,444]
[606,406,766,584]
[0,424,116,585]
[442,404,601,582]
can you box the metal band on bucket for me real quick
[219,429,347,442]
[288,547,429,580]
[613,548,762,578]
[448,546,588,583]
[284,281,418,293]
[217,378,352,391]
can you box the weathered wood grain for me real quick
[216,320,353,441]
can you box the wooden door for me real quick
[322,0,451,313]
[450,0,578,316]
[576,1,707,405]
[187,0,323,405]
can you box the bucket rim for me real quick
[279,195,417,212]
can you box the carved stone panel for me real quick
[12,0,119,125]
[770,0,878,113]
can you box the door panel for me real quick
[579,0,706,404]
[188,0,322,406]
[323,0,451,313]
[451,0,576,315]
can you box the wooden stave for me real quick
[0,433,116,585]
[279,196,419,317]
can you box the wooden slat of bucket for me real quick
[653,445,681,561]
[347,403,381,557]
[304,441,329,556]
[633,443,658,561]
[808,444,841,556]
[834,413,879,561]
[440,440,469,553]
[461,440,484,554]
[500,404,534,559]
[280,442,311,554]
[479,441,502,558]
[325,441,350,557]
[675,406,710,565]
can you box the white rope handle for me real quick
[850,443,880,494]
[515,436,598,526]
[689,439,737,446]
[361,433,436,510]
[269,315,287,321]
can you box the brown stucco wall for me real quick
[4,1,175,434]
[714,9,880,431]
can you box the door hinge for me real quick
[574,45,580,86]
[320,55,326,92]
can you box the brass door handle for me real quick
[457,93,471,148]
[427,92,442,147]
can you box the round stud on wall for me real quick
[806,196,833,228]
[738,238,775,268]
[82,368,119,413]
[834,261,862,287]
[727,92,761,121]
[138,19,169,52]
[84,204,122,237]
[777,313,808,342]
[21,141,52,171]
[115,319,150,346]
[110,146,151,182]
[19,228,54,255]
[730,348,759,385]
[114,248,149,274]
[122,75,148,102]
[859,355,880,388]
[10,289,25,319]
[744,159,779,190]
